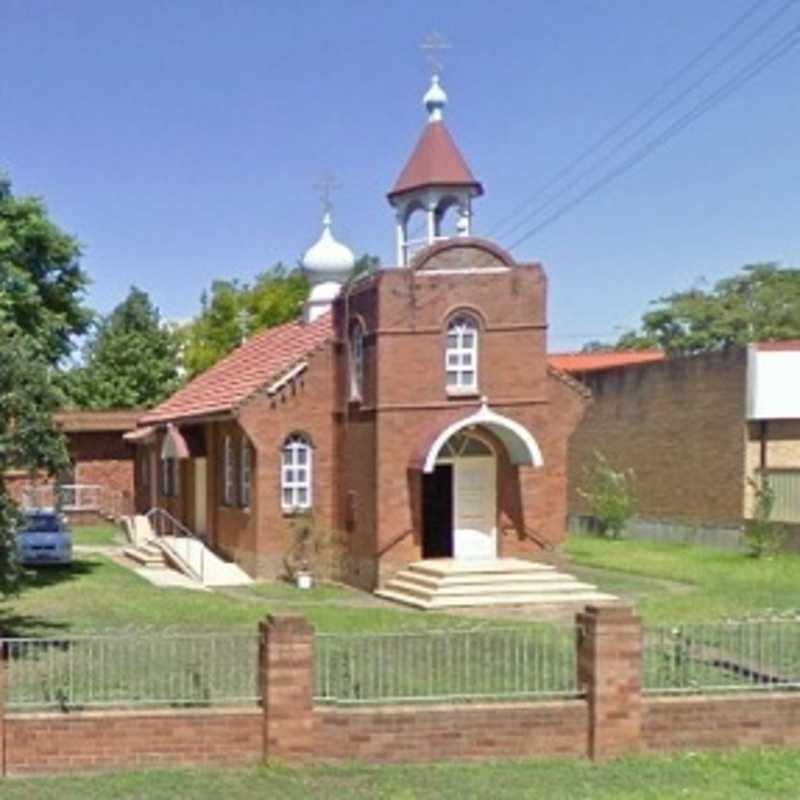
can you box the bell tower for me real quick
[387,71,483,266]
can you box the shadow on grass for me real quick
[0,609,69,638]
[19,558,100,592]
[0,560,101,638]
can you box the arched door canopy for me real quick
[422,399,543,474]
[161,423,190,460]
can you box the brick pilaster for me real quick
[577,604,642,760]
[260,614,315,764]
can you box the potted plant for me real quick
[285,511,316,589]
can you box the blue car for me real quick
[16,511,73,566]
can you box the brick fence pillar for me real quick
[576,604,642,760]
[260,614,315,764]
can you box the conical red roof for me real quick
[388,121,482,200]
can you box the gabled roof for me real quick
[54,409,145,433]
[388,121,482,200]
[547,351,665,375]
[140,314,333,425]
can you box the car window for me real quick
[23,515,62,533]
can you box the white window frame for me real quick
[349,322,365,401]
[223,435,235,506]
[240,440,253,509]
[281,434,312,512]
[445,314,479,394]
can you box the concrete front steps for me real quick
[156,535,253,588]
[123,542,167,568]
[120,515,252,588]
[375,558,617,610]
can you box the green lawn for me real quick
[4,750,800,799]
[566,534,800,623]
[70,522,124,547]
[2,553,475,637]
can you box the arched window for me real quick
[349,321,365,401]
[446,314,479,393]
[281,434,312,511]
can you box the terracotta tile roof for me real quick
[547,351,665,375]
[388,121,482,199]
[140,314,333,425]
[756,340,800,351]
[54,409,145,432]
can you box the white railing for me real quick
[22,484,102,512]
[2,632,260,711]
[146,507,206,583]
[315,625,581,705]
[644,621,800,694]
[21,483,130,520]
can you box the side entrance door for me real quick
[453,458,496,560]
[194,459,207,538]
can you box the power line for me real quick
[491,0,796,243]
[504,20,800,251]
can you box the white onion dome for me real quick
[423,74,447,122]
[302,211,355,285]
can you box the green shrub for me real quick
[578,451,636,539]
[744,476,785,558]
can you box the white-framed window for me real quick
[240,440,253,509]
[281,433,312,512]
[446,314,479,393]
[349,322,365,401]
[223,435,235,506]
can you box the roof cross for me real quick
[421,31,450,75]
[313,173,342,214]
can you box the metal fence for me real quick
[643,621,800,695]
[314,625,581,705]
[2,632,260,711]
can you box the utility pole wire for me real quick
[490,0,795,243]
[505,21,800,251]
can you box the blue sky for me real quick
[2,0,800,350]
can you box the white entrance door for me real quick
[453,458,496,560]
[194,459,207,537]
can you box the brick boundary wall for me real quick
[3,611,800,776]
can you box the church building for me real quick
[128,74,589,594]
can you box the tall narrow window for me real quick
[349,322,365,401]
[446,314,479,393]
[240,440,253,509]
[223,435,235,506]
[281,434,312,511]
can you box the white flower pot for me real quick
[296,571,314,590]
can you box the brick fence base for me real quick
[3,611,800,776]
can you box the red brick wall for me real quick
[4,709,262,775]
[568,349,748,526]
[316,702,588,761]
[333,254,587,584]
[643,694,800,751]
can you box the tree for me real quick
[614,264,800,355]
[62,287,181,409]
[0,335,70,595]
[0,173,91,365]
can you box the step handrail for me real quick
[145,507,205,583]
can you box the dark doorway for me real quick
[422,464,453,558]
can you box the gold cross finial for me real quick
[421,31,450,75]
